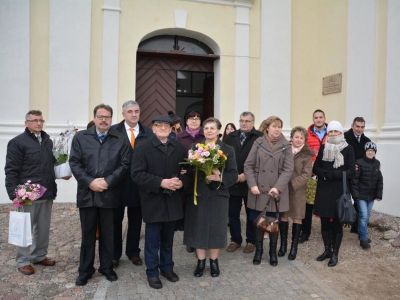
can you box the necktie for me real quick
[98,133,106,143]
[356,135,361,143]
[129,128,136,148]
[240,132,246,146]
[36,134,42,144]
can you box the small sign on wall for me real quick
[322,73,342,95]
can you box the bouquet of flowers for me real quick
[12,180,47,208]
[52,127,77,178]
[181,143,227,205]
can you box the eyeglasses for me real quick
[188,117,200,121]
[27,119,45,124]
[96,115,112,120]
[153,123,171,129]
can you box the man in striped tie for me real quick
[111,100,153,268]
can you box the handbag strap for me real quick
[342,171,347,194]
[257,194,280,220]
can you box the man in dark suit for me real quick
[111,100,152,267]
[344,116,371,234]
[69,104,130,286]
[223,112,263,253]
[131,115,186,289]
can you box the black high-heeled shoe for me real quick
[193,259,206,277]
[209,259,220,277]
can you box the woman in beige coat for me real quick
[278,127,312,261]
[244,116,294,266]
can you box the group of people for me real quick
[4,103,383,290]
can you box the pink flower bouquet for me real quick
[12,180,47,208]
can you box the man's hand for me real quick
[161,177,183,191]
[89,178,108,192]
[250,186,260,195]
[237,173,246,183]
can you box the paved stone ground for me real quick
[1,203,398,300]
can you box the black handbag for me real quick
[336,171,357,224]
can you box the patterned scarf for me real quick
[186,126,201,138]
[322,134,348,168]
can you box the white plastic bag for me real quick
[8,211,32,247]
[54,162,72,178]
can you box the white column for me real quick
[375,0,400,217]
[0,0,30,204]
[346,0,376,134]
[0,0,30,122]
[49,0,91,125]
[260,0,292,131]
[234,6,250,121]
[102,0,120,122]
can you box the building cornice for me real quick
[181,0,254,8]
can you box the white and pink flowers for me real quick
[12,180,47,208]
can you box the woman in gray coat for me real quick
[184,118,238,278]
[244,116,294,266]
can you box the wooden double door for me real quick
[135,51,215,127]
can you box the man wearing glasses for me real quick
[224,112,262,253]
[69,104,130,286]
[131,115,186,289]
[5,110,59,275]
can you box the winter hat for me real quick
[365,141,377,153]
[327,120,344,133]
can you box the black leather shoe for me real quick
[112,259,119,268]
[161,271,179,282]
[194,259,206,277]
[210,259,220,277]
[99,270,118,282]
[298,234,309,244]
[147,276,162,289]
[316,249,332,261]
[75,269,95,286]
[328,254,338,267]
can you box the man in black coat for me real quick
[223,112,263,253]
[69,104,130,286]
[131,115,186,289]
[5,110,58,275]
[111,100,153,268]
[344,117,371,160]
[344,116,371,234]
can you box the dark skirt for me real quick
[183,182,229,249]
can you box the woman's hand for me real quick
[206,169,222,182]
[268,187,280,198]
[250,186,260,195]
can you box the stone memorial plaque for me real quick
[322,73,342,95]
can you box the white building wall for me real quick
[375,0,400,216]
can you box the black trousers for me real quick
[113,206,142,260]
[78,207,114,276]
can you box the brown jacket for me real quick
[244,135,294,212]
[288,144,313,219]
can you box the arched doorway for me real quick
[135,35,219,127]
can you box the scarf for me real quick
[322,134,348,168]
[266,133,282,145]
[186,126,201,138]
[292,144,304,155]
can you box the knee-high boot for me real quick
[269,232,279,266]
[253,229,264,265]
[288,223,302,260]
[328,231,342,267]
[278,221,288,257]
[316,230,332,261]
